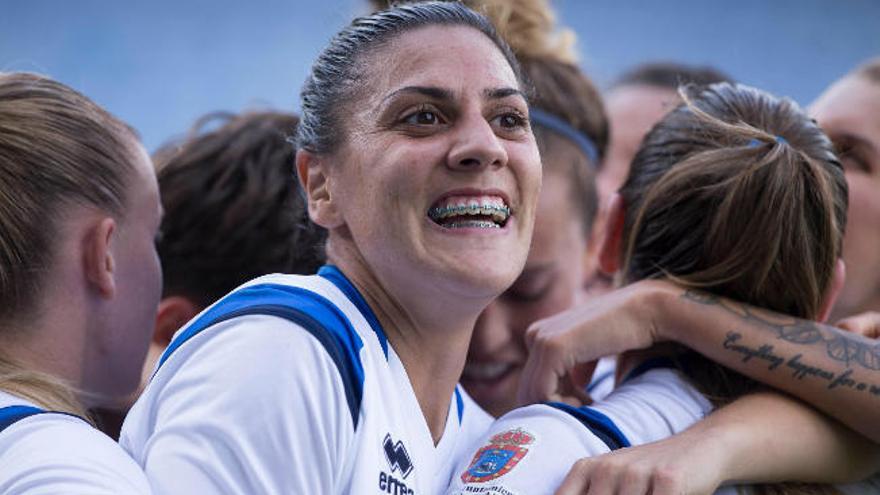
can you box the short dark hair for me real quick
[614,61,732,91]
[297,1,523,155]
[155,111,326,308]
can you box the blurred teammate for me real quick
[0,72,158,493]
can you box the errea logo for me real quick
[379,433,416,494]
[382,433,414,479]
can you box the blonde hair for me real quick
[0,358,88,419]
[0,72,138,419]
[468,0,577,63]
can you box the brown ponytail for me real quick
[619,83,848,494]
[620,83,846,319]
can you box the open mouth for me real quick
[427,195,510,229]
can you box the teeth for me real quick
[446,220,499,229]
[428,195,511,224]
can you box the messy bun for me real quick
[368,0,576,62]
[470,0,577,63]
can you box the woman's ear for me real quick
[598,193,626,276]
[818,258,846,323]
[84,217,117,298]
[295,149,343,229]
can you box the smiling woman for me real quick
[119,3,541,494]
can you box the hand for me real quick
[517,280,677,406]
[837,312,880,339]
[555,435,726,495]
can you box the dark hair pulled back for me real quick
[297,1,523,155]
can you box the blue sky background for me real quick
[2,0,877,151]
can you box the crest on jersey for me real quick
[461,428,535,483]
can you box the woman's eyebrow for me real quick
[484,87,527,101]
[380,86,453,107]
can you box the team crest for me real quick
[460,428,535,483]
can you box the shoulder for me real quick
[449,404,613,493]
[0,412,150,494]
[149,272,373,420]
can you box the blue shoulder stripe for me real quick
[156,283,365,428]
[546,402,631,451]
[0,406,44,433]
[0,406,83,434]
[318,265,389,359]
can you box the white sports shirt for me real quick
[121,265,492,495]
[448,362,880,494]
[0,391,151,495]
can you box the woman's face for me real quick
[810,75,880,320]
[325,25,541,304]
[463,144,588,417]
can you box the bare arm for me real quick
[519,279,880,443]
[555,391,880,495]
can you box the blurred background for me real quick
[2,0,878,151]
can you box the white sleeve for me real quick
[0,415,151,495]
[446,404,612,494]
[130,315,355,495]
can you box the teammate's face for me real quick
[326,25,541,304]
[463,168,587,417]
[810,75,880,319]
[87,143,163,403]
[598,85,678,203]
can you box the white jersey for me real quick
[121,265,492,495]
[448,362,880,494]
[0,391,151,495]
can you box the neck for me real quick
[330,249,489,443]
[0,307,87,395]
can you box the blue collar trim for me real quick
[318,265,389,358]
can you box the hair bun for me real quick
[368,1,578,63]
[472,0,578,63]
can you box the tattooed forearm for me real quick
[723,331,880,396]
[683,290,880,371]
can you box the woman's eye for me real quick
[493,112,528,132]
[404,110,442,126]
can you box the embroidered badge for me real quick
[461,428,535,483]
